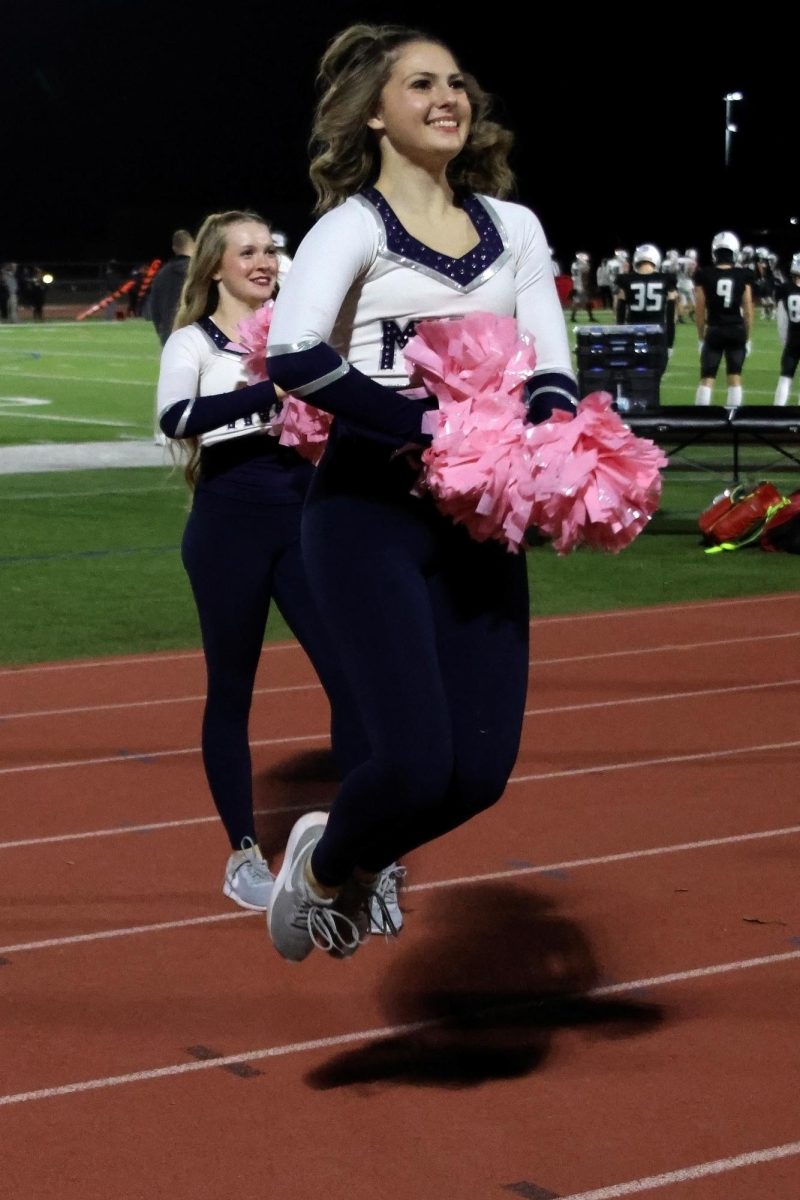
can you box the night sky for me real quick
[4,0,795,270]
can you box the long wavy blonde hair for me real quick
[309,24,516,214]
[170,210,268,489]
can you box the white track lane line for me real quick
[2,823,799,953]
[0,949,797,1108]
[2,732,799,785]
[557,1139,800,1200]
[4,672,800,722]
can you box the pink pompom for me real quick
[405,313,666,555]
[520,392,667,555]
[405,311,536,408]
[236,301,332,462]
[270,399,332,465]
[236,301,274,384]
[405,312,539,552]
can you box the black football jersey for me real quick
[776,280,800,343]
[694,265,753,327]
[617,271,676,323]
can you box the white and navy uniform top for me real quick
[157,315,313,503]
[266,187,578,437]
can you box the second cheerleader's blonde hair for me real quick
[171,210,269,491]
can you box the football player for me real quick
[773,252,800,405]
[569,251,597,322]
[614,243,676,370]
[694,231,754,408]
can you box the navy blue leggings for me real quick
[182,490,367,849]
[301,434,530,885]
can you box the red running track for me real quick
[0,592,799,1200]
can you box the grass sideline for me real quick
[0,316,797,666]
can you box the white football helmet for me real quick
[711,230,741,259]
[755,246,770,261]
[684,248,698,261]
[632,243,662,270]
[575,251,590,264]
[790,252,800,277]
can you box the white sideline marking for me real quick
[558,1140,800,1200]
[0,371,153,387]
[0,412,142,428]
[0,592,797,677]
[4,673,798,723]
[0,485,183,501]
[0,949,797,1108]
[1,823,798,953]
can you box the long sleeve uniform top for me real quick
[266,188,577,437]
[157,316,312,504]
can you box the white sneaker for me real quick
[369,863,406,934]
[223,837,275,910]
[331,862,406,955]
[267,813,360,963]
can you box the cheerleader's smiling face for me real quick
[367,41,471,164]
[214,221,278,309]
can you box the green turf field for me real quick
[0,315,796,666]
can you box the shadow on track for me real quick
[305,882,665,1090]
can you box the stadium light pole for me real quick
[724,91,743,168]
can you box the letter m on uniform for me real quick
[380,319,418,370]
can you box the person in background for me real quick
[694,230,754,409]
[264,23,578,963]
[271,230,293,285]
[595,257,613,310]
[773,251,800,406]
[26,266,48,320]
[569,251,596,322]
[615,242,677,368]
[149,229,196,346]
[1,262,19,322]
[156,209,375,919]
[150,229,197,444]
[675,249,697,323]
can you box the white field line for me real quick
[1,592,796,677]
[0,485,183,501]
[0,411,141,427]
[0,371,153,387]
[0,949,797,1108]
[0,347,154,362]
[2,823,799,954]
[3,673,799,724]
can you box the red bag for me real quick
[760,489,800,553]
[699,481,788,551]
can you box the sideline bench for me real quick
[622,406,800,482]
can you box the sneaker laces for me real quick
[291,897,361,954]
[369,865,406,936]
[237,837,272,885]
